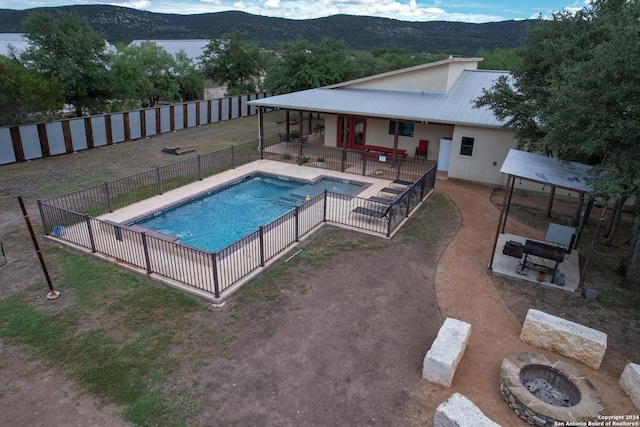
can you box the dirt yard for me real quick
[1,113,639,426]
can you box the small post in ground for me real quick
[18,196,60,300]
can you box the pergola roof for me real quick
[500,149,593,193]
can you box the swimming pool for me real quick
[130,174,363,252]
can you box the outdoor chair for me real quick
[415,139,429,160]
[351,202,397,223]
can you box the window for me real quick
[460,137,475,156]
[389,121,414,138]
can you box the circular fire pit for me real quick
[499,352,603,427]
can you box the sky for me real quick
[4,0,590,23]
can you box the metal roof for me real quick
[249,69,509,128]
[500,149,593,193]
[0,33,28,57]
[128,39,210,64]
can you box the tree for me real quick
[110,44,180,108]
[200,31,263,96]
[475,47,520,71]
[475,0,640,284]
[173,51,204,102]
[0,56,64,126]
[264,38,356,95]
[21,10,113,116]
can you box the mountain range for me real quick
[0,5,534,55]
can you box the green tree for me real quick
[265,38,356,95]
[475,0,640,284]
[200,31,263,96]
[475,47,520,71]
[174,51,204,102]
[110,44,180,108]
[21,10,112,116]
[0,56,64,126]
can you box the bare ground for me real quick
[1,114,639,425]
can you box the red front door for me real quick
[337,116,366,149]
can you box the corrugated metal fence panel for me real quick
[230,97,239,119]
[187,103,197,128]
[0,127,16,165]
[91,116,107,147]
[211,101,220,123]
[45,122,66,155]
[129,111,142,140]
[145,109,156,137]
[19,125,42,160]
[174,106,184,131]
[198,101,208,125]
[160,107,170,133]
[69,118,88,151]
[111,113,125,143]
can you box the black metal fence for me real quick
[39,139,437,300]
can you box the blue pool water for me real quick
[131,174,362,252]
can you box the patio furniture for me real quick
[378,187,404,197]
[361,145,408,160]
[351,203,397,223]
[391,179,413,188]
[313,123,325,134]
[415,139,429,160]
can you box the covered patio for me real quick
[488,149,594,294]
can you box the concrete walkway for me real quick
[432,179,635,424]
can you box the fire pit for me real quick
[499,352,603,427]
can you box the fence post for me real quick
[104,181,113,213]
[85,215,96,253]
[294,205,300,242]
[386,213,392,238]
[156,166,163,195]
[323,189,328,222]
[197,155,203,180]
[361,151,367,176]
[141,232,152,274]
[396,158,402,181]
[259,226,265,267]
[37,200,50,235]
[231,145,235,169]
[212,252,220,299]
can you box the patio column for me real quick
[258,107,264,158]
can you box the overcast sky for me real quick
[5,0,589,23]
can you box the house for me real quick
[248,57,516,187]
[0,33,30,57]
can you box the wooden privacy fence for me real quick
[0,92,269,165]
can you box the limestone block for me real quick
[434,393,501,427]
[520,309,607,369]
[620,363,640,410]
[422,318,471,387]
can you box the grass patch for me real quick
[400,191,458,243]
[0,249,203,426]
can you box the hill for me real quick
[0,5,534,55]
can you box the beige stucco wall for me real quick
[322,115,517,188]
[343,59,480,94]
[447,125,516,186]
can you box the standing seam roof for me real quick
[249,69,509,128]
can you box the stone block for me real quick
[520,309,607,369]
[620,363,640,410]
[422,318,471,387]
[434,393,501,427]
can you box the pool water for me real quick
[131,175,362,252]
